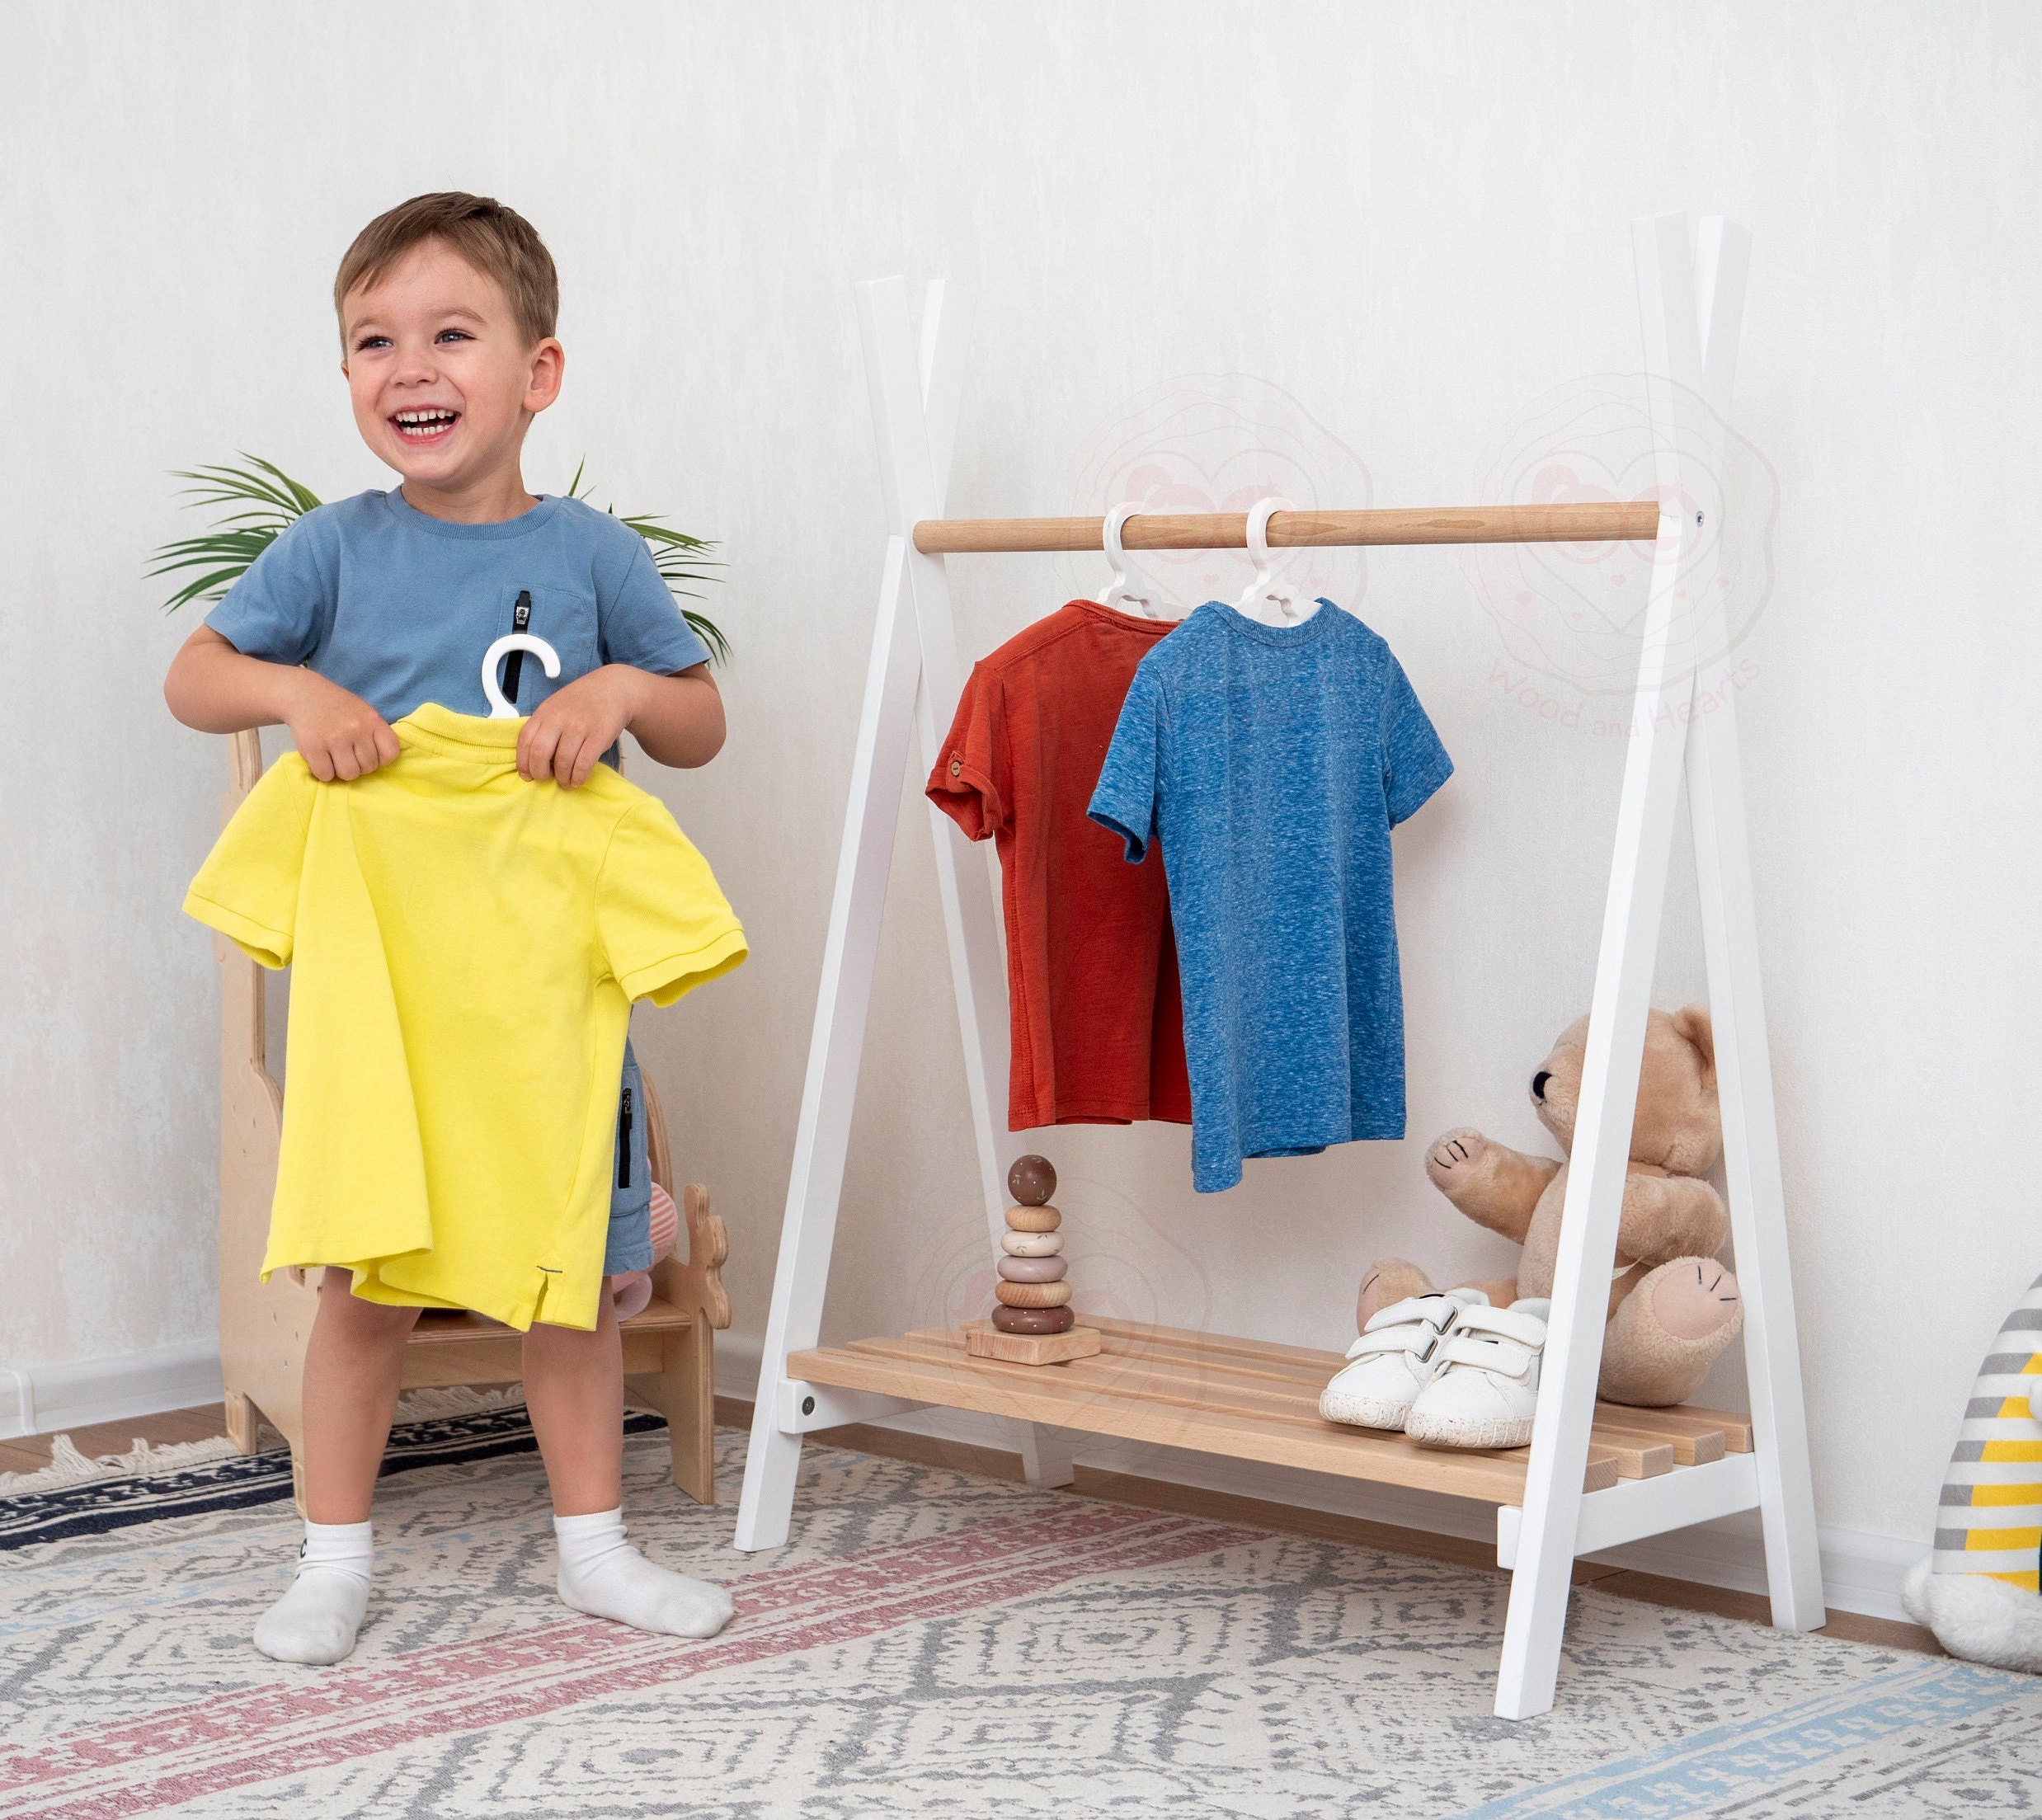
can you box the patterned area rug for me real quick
[3,1422,2039,1818]
[0,1393,661,1550]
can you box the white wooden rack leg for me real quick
[736,213,1824,1722]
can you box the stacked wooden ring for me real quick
[992,1153,1072,1336]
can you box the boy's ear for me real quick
[523,336,565,414]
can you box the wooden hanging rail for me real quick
[912,501,1661,554]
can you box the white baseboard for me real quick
[722,1329,1927,1626]
[0,1342,225,1442]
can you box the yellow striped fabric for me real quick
[1934,1272,2042,1591]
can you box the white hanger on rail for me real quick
[1097,502,1161,618]
[1235,496,1319,627]
[482,632,561,717]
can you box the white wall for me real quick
[5,2,2038,1565]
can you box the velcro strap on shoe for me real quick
[1343,1328,1428,1361]
[1450,1305,1548,1348]
[1433,1332,1536,1376]
[1361,1296,1459,1338]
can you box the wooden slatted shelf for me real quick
[788,1315,1751,1509]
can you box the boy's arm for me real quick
[518,663,725,788]
[165,625,400,782]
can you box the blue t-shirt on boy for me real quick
[1088,601,1452,1193]
[207,487,710,723]
[209,488,712,1272]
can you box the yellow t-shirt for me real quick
[184,703,747,1331]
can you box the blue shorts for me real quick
[602,1037,653,1276]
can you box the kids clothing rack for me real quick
[736,213,1824,1720]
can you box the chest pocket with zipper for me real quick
[493,582,601,712]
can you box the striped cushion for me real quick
[1934,1273,2042,1590]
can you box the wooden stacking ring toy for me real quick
[967,1156,1099,1361]
[1007,1153,1056,1206]
[991,1304,1075,1335]
[997,1254,1066,1283]
[1005,1205,1061,1233]
[995,1279,1072,1308]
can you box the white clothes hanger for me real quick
[1235,496,1320,627]
[1097,502,1162,618]
[482,632,561,717]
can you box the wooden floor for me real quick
[0,1405,237,1476]
[1,1399,1939,1659]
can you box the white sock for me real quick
[252,1519,373,1666]
[553,1507,732,1640]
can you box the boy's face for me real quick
[340,239,562,495]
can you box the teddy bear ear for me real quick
[1671,1004,1716,1079]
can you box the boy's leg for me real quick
[523,1283,627,1516]
[254,1269,419,1665]
[525,1296,732,1639]
[302,1269,423,1520]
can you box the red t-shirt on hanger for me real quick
[927,600,1192,1130]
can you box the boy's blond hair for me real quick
[334,192,558,347]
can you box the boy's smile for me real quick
[392,405,461,445]
[340,239,562,523]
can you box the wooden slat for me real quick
[404,1314,516,1348]
[1085,1314,1349,1374]
[398,1343,522,1390]
[398,1300,694,1390]
[406,1298,695,1347]
[792,1341,1621,1503]
[1084,1323,1343,1385]
[1591,1415,1726,1467]
[867,1334,1344,1432]
[1580,1434,1674,1479]
[1602,1401,1751,1453]
[905,1325,1330,1396]
[911,502,1662,555]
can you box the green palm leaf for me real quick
[570,465,729,663]
[148,454,322,611]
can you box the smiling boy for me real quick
[165,192,732,1664]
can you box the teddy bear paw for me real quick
[1357,1258,1437,1331]
[1651,1260,1742,1342]
[1425,1128,1490,1191]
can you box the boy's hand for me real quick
[284,670,401,783]
[163,626,401,782]
[518,665,642,789]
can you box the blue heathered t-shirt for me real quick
[205,488,711,722]
[1088,601,1452,1193]
[207,487,708,1268]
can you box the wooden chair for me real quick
[211,730,730,1510]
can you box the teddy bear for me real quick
[1360,1005,1744,1408]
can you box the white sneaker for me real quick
[1402,1299,1551,1450]
[1320,1288,1489,1431]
